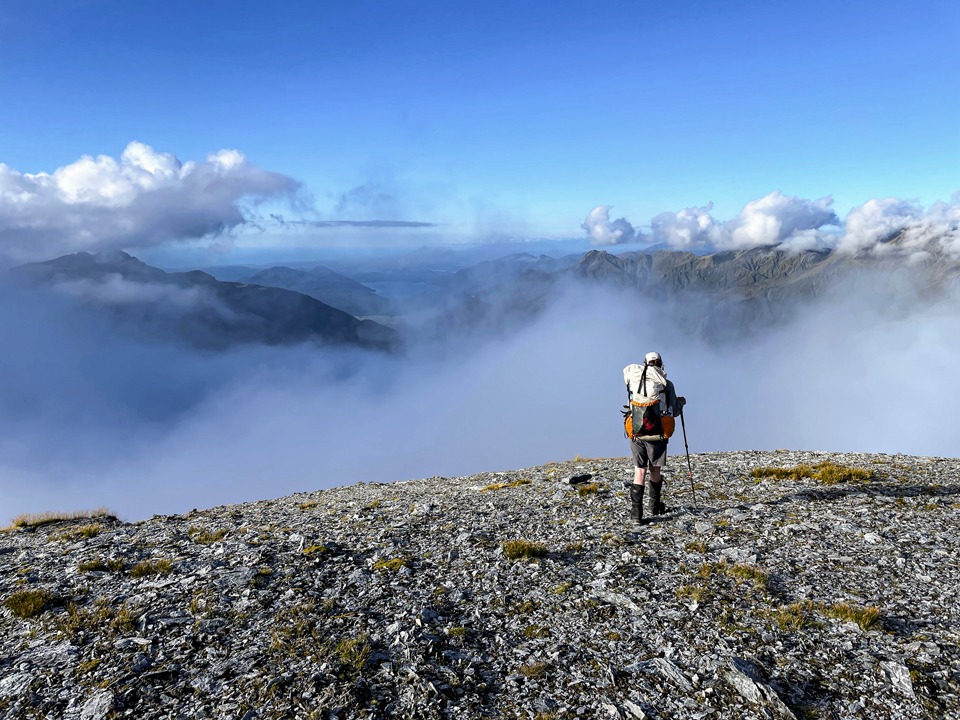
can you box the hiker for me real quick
[623,351,685,524]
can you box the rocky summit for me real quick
[1,450,958,720]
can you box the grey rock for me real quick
[79,690,114,720]
[724,658,796,719]
[881,660,915,698]
[0,672,32,699]
[1,450,957,719]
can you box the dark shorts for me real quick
[630,438,668,468]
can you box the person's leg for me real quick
[628,439,648,523]
[634,466,646,485]
[647,441,668,515]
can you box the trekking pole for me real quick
[679,406,697,507]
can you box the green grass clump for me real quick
[481,478,531,492]
[771,601,815,631]
[751,461,872,485]
[336,635,372,672]
[78,557,126,573]
[302,544,329,555]
[5,589,57,619]
[372,557,408,572]
[189,528,228,544]
[447,626,469,638]
[7,507,113,530]
[129,559,173,578]
[821,601,880,630]
[78,658,102,674]
[518,661,550,678]
[57,523,104,542]
[728,563,770,590]
[58,599,134,638]
[675,584,711,603]
[696,560,769,590]
[523,624,551,638]
[576,482,601,497]
[503,540,548,560]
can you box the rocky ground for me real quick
[1,450,958,720]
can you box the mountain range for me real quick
[8,237,958,352]
[9,251,395,351]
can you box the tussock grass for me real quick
[503,540,548,560]
[5,589,57,619]
[697,560,769,590]
[7,507,113,530]
[372,557,409,572]
[771,601,816,631]
[523,624,550,638]
[189,528,227,544]
[57,523,104,542]
[675,584,711,603]
[766,600,879,632]
[821,601,880,630]
[751,461,872,485]
[518,661,550,678]
[58,599,134,638]
[481,478,531,492]
[576,482,601,497]
[129,559,173,578]
[77,558,126,573]
[335,635,371,672]
[685,540,708,553]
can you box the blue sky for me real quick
[1,0,958,254]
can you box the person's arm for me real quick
[665,380,681,415]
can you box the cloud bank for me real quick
[582,206,637,245]
[0,142,299,263]
[1,269,958,524]
[589,191,960,257]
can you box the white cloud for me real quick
[838,197,923,254]
[52,274,226,312]
[0,142,299,262]
[606,192,842,253]
[727,192,838,249]
[582,205,637,245]
[650,202,724,250]
[839,196,960,258]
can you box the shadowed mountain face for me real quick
[422,243,960,344]
[238,265,393,319]
[9,251,395,350]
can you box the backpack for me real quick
[622,363,675,440]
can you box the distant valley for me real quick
[7,235,958,353]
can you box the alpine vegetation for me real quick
[1,450,957,719]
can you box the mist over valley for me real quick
[2,232,958,523]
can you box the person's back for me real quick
[624,351,684,524]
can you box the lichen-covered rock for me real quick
[1,450,958,719]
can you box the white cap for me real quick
[644,351,661,364]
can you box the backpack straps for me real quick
[639,363,648,398]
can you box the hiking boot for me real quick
[649,481,666,516]
[629,484,644,523]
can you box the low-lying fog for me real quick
[1,272,957,523]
